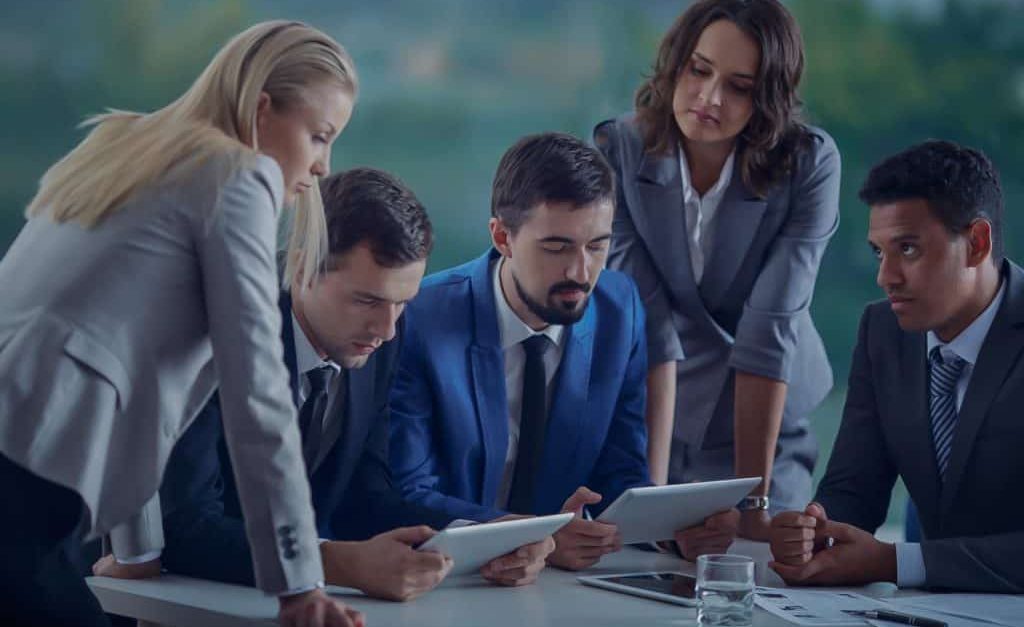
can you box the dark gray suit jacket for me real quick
[595,114,839,503]
[817,260,1024,593]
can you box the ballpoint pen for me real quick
[844,609,948,627]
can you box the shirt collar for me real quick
[491,256,564,351]
[678,143,736,203]
[291,311,341,375]
[927,279,1007,366]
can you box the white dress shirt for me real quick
[678,145,735,284]
[491,257,567,510]
[896,278,1006,588]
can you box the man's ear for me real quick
[489,217,513,257]
[966,219,993,268]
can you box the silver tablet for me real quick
[416,512,573,576]
[597,477,761,543]
[578,571,698,606]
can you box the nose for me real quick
[565,249,592,286]
[368,304,400,343]
[699,78,723,107]
[876,253,902,290]
[312,147,330,178]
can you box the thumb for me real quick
[805,501,828,523]
[561,486,602,515]
[387,525,437,546]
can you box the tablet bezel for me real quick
[578,571,699,607]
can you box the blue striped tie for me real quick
[929,347,966,479]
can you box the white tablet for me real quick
[578,571,698,606]
[596,477,761,543]
[416,512,573,576]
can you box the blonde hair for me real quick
[26,20,358,290]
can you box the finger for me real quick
[773,514,819,529]
[773,526,817,543]
[571,519,619,539]
[346,607,364,627]
[411,549,450,571]
[388,525,436,546]
[771,541,815,560]
[561,486,603,514]
[805,502,828,522]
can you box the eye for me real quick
[870,246,882,260]
[354,297,378,306]
[900,243,919,257]
[690,64,711,78]
[586,241,609,253]
[541,242,569,253]
[728,82,753,95]
[313,133,329,144]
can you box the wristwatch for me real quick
[737,495,770,511]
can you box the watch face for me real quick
[738,496,769,511]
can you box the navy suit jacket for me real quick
[816,260,1024,593]
[160,293,453,586]
[388,250,651,522]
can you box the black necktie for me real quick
[507,334,552,514]
[298,365,333,471]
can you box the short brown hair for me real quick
[319,168,433,269]
[635,0,809,197]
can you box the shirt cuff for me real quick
[115,550,162,565]
[895,542,927,588]
[279,581,325,597]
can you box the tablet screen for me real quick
[605,573,697,599]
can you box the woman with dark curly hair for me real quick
[595,0,840,545]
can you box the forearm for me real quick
[645,361,676,485]
[733,371,787,497]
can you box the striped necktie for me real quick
[928,347,967,479]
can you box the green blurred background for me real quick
[2,0,1022,535]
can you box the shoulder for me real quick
[859,299,902,343]
[593,112,644,163]
[592,270,641,316]
[404,259,479,334]
[792,125,841,181]
[171,147,284,218]
[415,259,476,302]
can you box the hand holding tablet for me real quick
[597,477,761,544]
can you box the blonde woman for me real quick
[0,21,363,627]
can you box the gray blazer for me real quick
[595,113,838,463]
[0,152,320,594]
[817,260,1024,593]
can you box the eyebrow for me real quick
[693,52,756,81]
[353,289,388,302]
[868,234,920,247]
[538,234,613,245]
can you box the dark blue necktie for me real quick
[929,347,966,480]
[507,334,552,514]
[298,365,333,471]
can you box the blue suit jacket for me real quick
[389,250,651,522]
[160,293,452,586]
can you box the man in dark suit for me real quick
[389,133,738,571]
[769,141,1024,593]
[97,168,554,600]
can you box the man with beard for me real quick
[389,133,738,571]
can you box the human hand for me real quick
[91,554,162,579]
[322,526,452,601]
[738,508,773,542]
[547,486,622,571]
[674,508,740,561]
[770,515,897,586]
[481,535,556,586]
[278,588,364,627]
[768,502,829,566]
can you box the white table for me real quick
[86,541,894,627]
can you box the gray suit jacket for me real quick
[816,260,1024,593]
[0,151,321,594]
[594,114,838,459]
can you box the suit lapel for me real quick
[469,251,509,508]
[633,149,699,309]
[697,175,768,308]
[941,262,1024,516]
[542,303,595,492]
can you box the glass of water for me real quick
[696,554,755,626]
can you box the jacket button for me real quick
[277,525,294,537]
[283,548,298,560]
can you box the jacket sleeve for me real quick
[814,306,897,531]
[921,532,1024,593]
[388,307,507,523]
[729,132,841,383]
[194,154,321,594]
[329,334,455,540]
[586,282,652,514]
[595,119,685,366]
[159,394,257,586]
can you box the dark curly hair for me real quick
[634,0,808,197]
[319,167,433,269]
[491,132,615,233]
[859,140,1004,264]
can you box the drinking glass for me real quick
[696,554,755,626]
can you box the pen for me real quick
[849,609,947,627]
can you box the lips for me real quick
[888,296,914,312]
[352,341,378,355]
[690,109,719,125]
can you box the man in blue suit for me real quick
[98,168,554,599]
[389,133,739,570]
